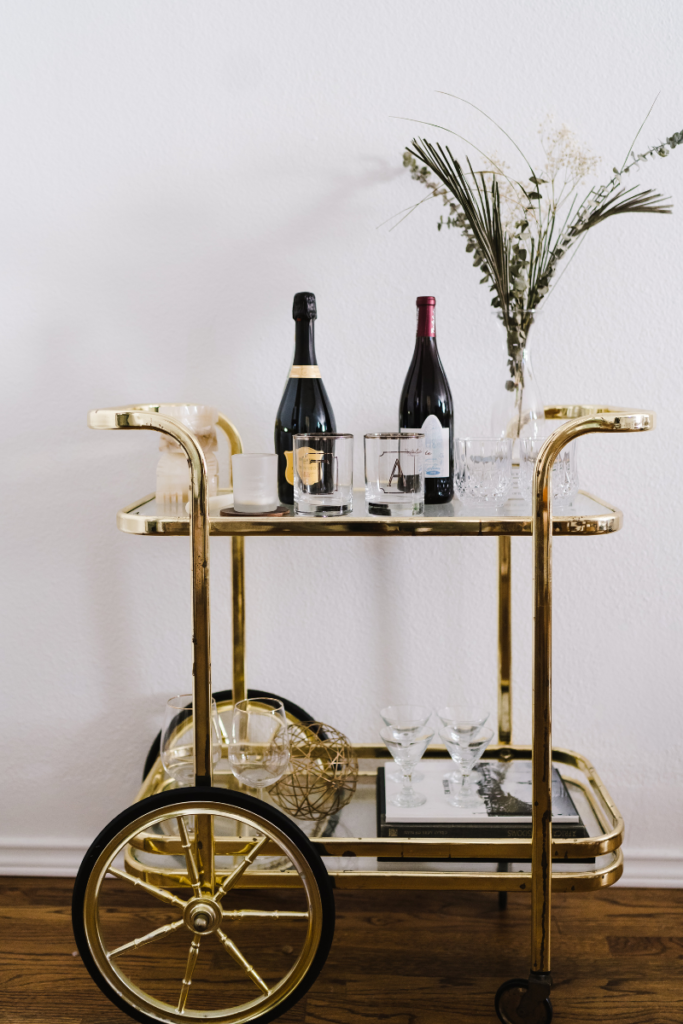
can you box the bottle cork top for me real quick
[292,292,317,319]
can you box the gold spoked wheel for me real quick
[72,788,335,1024]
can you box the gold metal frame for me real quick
[88,401,655,1003]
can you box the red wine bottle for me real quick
[275,292,337,504]
[399,296,454,503]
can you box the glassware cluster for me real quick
[379,703,494,809]
[161,695,291,790]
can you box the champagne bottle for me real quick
[275,292,337,504]
[399,296,454,503]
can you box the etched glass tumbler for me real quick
[161,695,221,786]
[454,438,512,509]
[519,436,579,509]
[229,698,290,788]
[293,433,353,516]
[364,432,425,516]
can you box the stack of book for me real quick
[376,759,588,840]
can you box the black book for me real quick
[376,761,589,840]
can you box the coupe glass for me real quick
[440,726,493,808]
[229,698,290,788]
[436,705,490,741]
[380,726,434,807]
[380,704,431,781]
[160,695,221,786]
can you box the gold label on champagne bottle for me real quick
[285,450,294,485]
[289,365,321,378]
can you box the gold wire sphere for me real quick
[270,722,358,821]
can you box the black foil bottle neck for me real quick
[293,318,317,366]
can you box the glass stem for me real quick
[401,768,414,799]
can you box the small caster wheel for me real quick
[495,978,553,1024]
[142,688,322,781]
[73,786,335,1024]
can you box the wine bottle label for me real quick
[289,365,321,378]
[421,414,449,477]
[284,450,294,485]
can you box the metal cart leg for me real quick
[497,536,512,746]
[497,539,512,912]
[232,536,246,704]
[497,409,654,1023]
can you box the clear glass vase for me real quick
[491,323,545,445]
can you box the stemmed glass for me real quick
[440,726,493,808]
[380,705,431,782]
[380,726,434,807]
[161,695,221,786]
[229,698,291,788]
[437,705,490,741]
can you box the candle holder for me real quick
[231,453,278,513]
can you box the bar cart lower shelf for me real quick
[72,402,654,1024]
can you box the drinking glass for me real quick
[229,698,290,788]
[380,704,431,782]
[380,726,433,807]
[436,705,490,741]
[440,726,493,807]
[364,432,425,516]
[454,438,512,509]
[519,436,579,509]
[293,433,353,516]
[161,695,221,786]
[231,454,278,513]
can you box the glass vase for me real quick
[491,324,545,447]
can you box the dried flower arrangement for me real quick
[400,97,681,436]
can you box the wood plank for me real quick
[1,878,682,1023]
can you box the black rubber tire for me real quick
[495,979,553,1024]
[142,688,320,781]
[72,786,335,1024]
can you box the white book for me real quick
[383,759,581,825]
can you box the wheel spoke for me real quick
[108,918,185,960]
[177,934,202,1013]
[216,928,269,995]
[177,816,203,898]
[214,836,269,902]
[107,867,187,910]
[222,909,308,921]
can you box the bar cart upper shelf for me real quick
[117,488,622,537]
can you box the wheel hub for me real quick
[184,897,221,935]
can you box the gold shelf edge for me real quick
[116,490,622,538]
[122,848,623,894]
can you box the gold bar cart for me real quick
[72,403,654,1024]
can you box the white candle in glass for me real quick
[231,454,278,513]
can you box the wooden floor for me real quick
[1,878,682,1024]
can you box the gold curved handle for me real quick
[530,405,655,974]
[88,406,214,789]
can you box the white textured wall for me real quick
[2,0,682,884]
